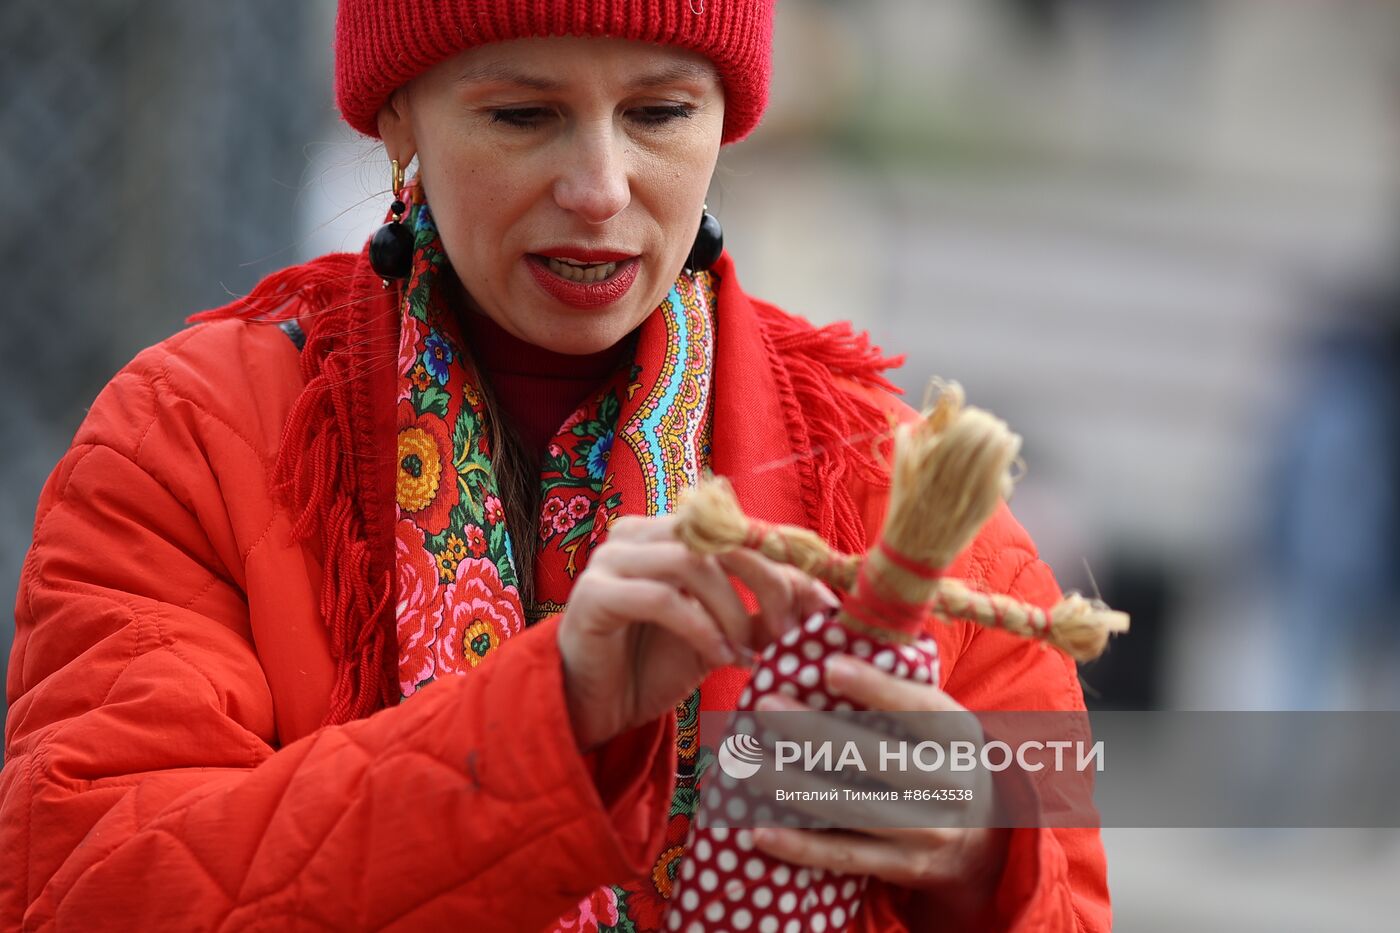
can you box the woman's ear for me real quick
[377,87,417,173]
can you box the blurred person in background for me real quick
[2,2,1108,930]
[1263,249,1400,711]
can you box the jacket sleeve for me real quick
[2,323,675,931]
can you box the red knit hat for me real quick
[335,0,775,144]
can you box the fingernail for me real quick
[756,693,799,711]
[717,641,739,666]
[815,583,841,609]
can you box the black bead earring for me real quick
[686,206,723,273]
[370,158,413,283]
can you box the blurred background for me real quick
[3,0,1399,927]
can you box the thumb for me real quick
[797,575,842,621]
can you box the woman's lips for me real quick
[526,254,639,309]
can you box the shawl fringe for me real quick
[753,300,905,554]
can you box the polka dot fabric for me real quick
[664,611,940,932]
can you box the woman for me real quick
[1,2,1109,930]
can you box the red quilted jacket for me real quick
[3,254,1110,931]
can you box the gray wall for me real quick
[1,0,326,736]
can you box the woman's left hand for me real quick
[750,654,1010,917]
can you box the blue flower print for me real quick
[423,333,454,385]
[586,430,614,480]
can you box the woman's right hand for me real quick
[557,514,840,752]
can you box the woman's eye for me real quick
[630,105,694,126]
[490,107,550,128]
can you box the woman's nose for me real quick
[552,125,631,225]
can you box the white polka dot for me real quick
[873,649,896,671]
[807,691,828,710]
[685,922,704,933]
[832,700,854,713]
[912,665,930,683]
[852,640,872,658]
[726,796,748,820]
[707,787,723,807]
[772,865,791,886]
[823,626,848,647]
[784,919,802,933]
[841,879,859,899]
[733,908,753,930]
[777,653,799,676]
[682,859,696,881]
[821,882,837,905]
[802,639,824,661]
[759,918,779,933]
[744,858,765,880]
[894,661,909,679]
[753,886,773,908]
[712,826,730,842]
[668,909,683,930]
[754,804,773,823]
[736,829,755,851]
[699,868,718,892]
[778,891,797,913]
[831,906,847,927]
[682,889,700,911]
[695,838,712,861]
[754,668,774,691]
[797,664,820,687]
[780,626,803,647]
[718,849,737,871]
[811,914,827,933]
[794,869,810,889]
[804,613,825,633]
[777,681,799,698]
[739,689,753,708]
[705,900,725,922]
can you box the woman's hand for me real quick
[752,655,1010,919]
[558,515,839,752]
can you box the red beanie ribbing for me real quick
[335,0,775,144]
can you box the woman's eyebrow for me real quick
[628,61,718,88]
[454,60,717,91]
[454,62,562,91]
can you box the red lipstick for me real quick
[526,253,639,309]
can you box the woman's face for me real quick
[379,37,725,355]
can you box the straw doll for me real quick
[664,384,1128,932]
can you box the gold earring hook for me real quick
[391,159,405,197]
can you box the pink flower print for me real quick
[395,520,444,696]
[434,558,524,677]
[542,497,565,522]
[559,407,586,433]
[566,495,591,520]
[484,494,505,526]
[397,318,426,403]
[552,886,619,931]
[589,504,613,547]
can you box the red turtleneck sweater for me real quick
[460,309,627,456]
